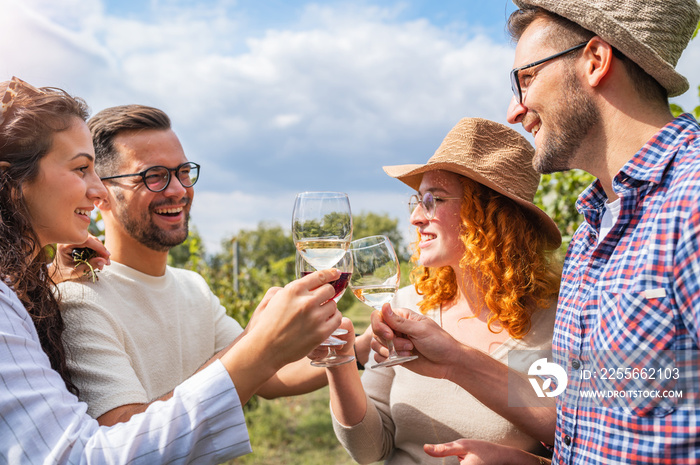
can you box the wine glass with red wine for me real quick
[296,251,355,367]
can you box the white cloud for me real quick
[272,113,303,128]
[2,0,699,254]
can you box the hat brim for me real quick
[383,162,562,248]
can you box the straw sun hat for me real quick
[383,118,562,248]
[513,0,700,97]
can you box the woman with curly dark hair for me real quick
[0,77,96,396]
[318,118,561,465]
[0,76,343,463]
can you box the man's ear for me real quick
[583,36,614,88]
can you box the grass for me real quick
[231,387,357,464]
[224,302,376,465]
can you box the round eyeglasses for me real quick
[100,162,200,193]
[409,191,461,220]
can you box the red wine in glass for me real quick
[302,271,351,302]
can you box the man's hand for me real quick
[353,324,373,367]
[424,439,549,465]
[370,303,462,380]
[51,235,111,283]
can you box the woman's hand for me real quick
[220,269,342,405]
[245,269,342,368]
[353,324,373,367]
[307,317,356,364]
[50,235,110,283]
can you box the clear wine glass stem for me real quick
[386,339,399,358]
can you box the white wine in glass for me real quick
[349,235,418,368]
[292,192,352,270]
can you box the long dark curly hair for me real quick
[0,78,89,395]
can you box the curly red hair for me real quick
[411,177,561,339]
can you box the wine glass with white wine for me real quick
[292,192,352,270]
[349,235,418,368]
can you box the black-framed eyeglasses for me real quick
[100,162,200,193]
[409,191,461,220]
[510,41,588,104]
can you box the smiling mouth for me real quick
[420,233,437,242]
[154,206,184,217]
[531,122,541,138]
[75,208,90,217]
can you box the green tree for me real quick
[670,83,700,120]
[352,211,407,260]
[534,169,595,249]
[235,222,296,270]
[199,213,406,325]
[168,225,207,272]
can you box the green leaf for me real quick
[670,103,684,118]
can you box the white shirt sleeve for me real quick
[0,282,252,464]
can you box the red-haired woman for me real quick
[321,118,561,465]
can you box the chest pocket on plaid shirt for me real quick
[595,288,673,351]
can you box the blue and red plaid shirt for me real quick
[552,114,700,464]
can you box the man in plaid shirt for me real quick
[505,0,700,463]
[367,0,700,462]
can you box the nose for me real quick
[506,95,527,125]
[88,170,108,202]
[162,173,188,198]
[410,202,428,227]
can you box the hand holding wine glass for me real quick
[349,235,418,368]
[297,251,355,367]
[292,191,354,368]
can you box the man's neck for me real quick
[104,231,169,277]
[576,97,673,201]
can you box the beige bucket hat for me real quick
[383,118,562,248]
[513,0,700,97]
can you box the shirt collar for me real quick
[577,113,699,216]
[618,113,699,186]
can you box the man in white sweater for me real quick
[57,104,338,426]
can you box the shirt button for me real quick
[572,360,581,370]
[564,435,572,446]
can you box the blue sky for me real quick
[1,0,699,252]
[104,1,517,33]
